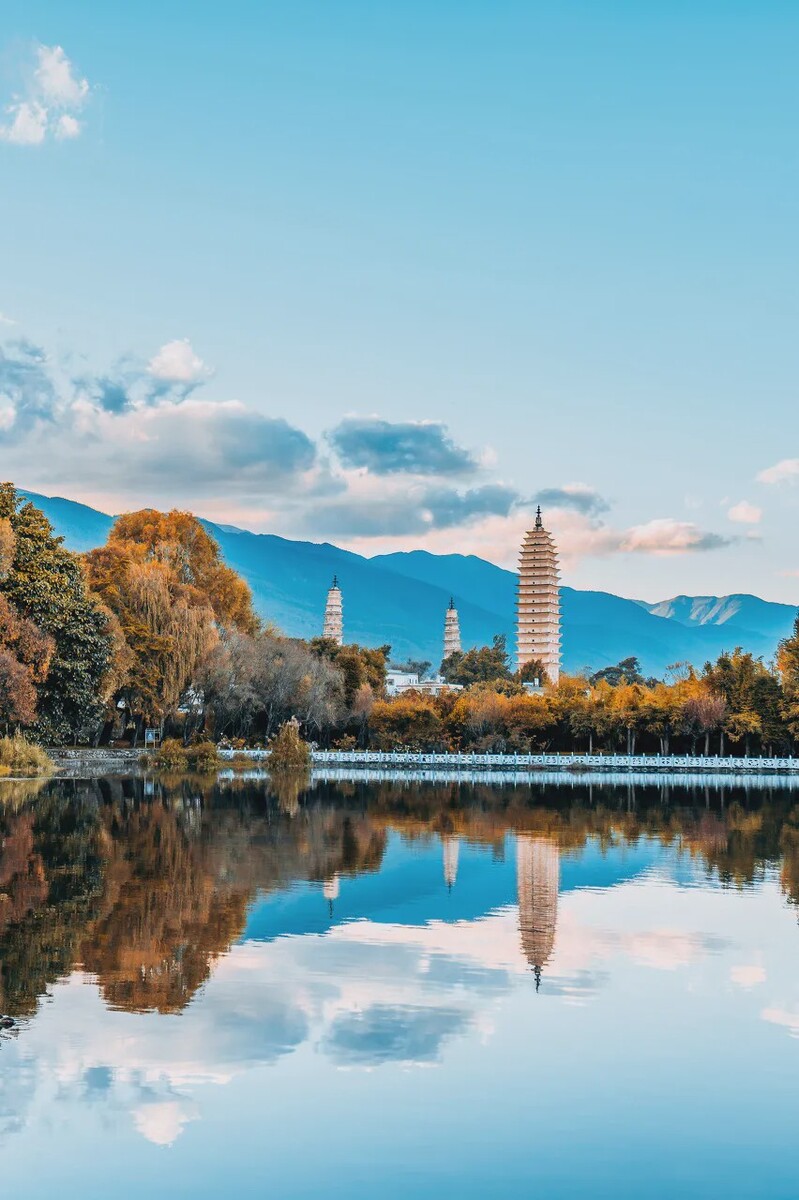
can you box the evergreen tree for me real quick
[0,484,113,741]
[441,634,512,685]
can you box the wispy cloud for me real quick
[727,500,762,525]
[0,44,90,146]
[619,518,737,555]
[757,458,799,486]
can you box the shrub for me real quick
[153,738,220,772]
[153,738,190,770]
[268,718,312,771]
[0,734,54,777]
[191,741,220,772]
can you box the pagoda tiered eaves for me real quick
[515,508,561,684]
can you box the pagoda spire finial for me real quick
[535,505,543,530]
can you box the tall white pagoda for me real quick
[516,507,561,683]
[323,576,343,645]
[443,597,461,660]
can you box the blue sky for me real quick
[1,2,797,602]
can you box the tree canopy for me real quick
[0,484,113,740]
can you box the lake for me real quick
[2,772,798,1198]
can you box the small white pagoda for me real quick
[443,597,461,660]
[323,576,343,645]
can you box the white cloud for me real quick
[757,458,799,486]
[55,113,81,140]
[727,501,762,525]
[0,312,17,326]
[619,518,734,555]
[1,100,48,145]
[0,44,90,146]
[34,45,89,108]
[147,338,210,385]
[0,331,744,559]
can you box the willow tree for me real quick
[84,509,259,735]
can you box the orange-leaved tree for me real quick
[84,510,259,734]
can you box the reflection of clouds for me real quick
[731,965,766,989]
[0,1040,35,1140]
[0,875,787,1150]
[761,1007,799,1036]
[132,1099,199,1146]
[323,1004,469,1066]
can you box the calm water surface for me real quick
[1,773,799,1198]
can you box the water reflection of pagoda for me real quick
[442,835,460,890]
[516,835,559,989]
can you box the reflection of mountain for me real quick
[1,775,798,1024]
[516,836,559,987]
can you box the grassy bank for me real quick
[0,735,55,778]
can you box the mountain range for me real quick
[19,489,798,679]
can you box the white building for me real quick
[385,670,462,698]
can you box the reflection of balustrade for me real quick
[219,748,799,774]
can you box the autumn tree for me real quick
[0,596,54,729]
[85,510,259,735]
[681,686,728,756]
[368,693,446,750]
[108,509,258,632]
[200,628,345,741]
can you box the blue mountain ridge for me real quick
[18,489,798,678]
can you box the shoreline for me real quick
[33,746,799,782]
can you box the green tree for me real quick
[441,635,512,685]
[0,484,113,741]
[777,615,799,744]
[589,657,656,688]
[309,639,390,706]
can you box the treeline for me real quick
[394,641,799,756]
[370,651,799,756]
[0,484,389,745]
[0,483,798,754]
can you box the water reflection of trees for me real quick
[1,775,798,1019]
